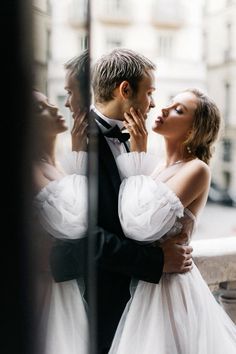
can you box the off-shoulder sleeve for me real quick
[60,151,87,175]
[116,152,159,179]
[118,175,184,242]
[34,174,88,240]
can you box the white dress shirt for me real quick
[91,105,128,159]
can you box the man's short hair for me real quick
[64,50,89,107]
[92,48,156,103]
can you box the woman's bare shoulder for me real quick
[183,158,210,178]
[33,163,50,195]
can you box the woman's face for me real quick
[152,91,198,141]
[33,91,68,135]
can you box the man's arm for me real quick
[50,227,164,284]
[50,226,193,284]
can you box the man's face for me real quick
[64,70,84,116]
[126,69,156,119]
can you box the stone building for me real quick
[203,0,236,202]
[91,0,206,153]
[33,0,51,93]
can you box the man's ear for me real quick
[119,81,132,99]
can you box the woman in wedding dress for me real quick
[32,90,88,354]
[109,88,236,353]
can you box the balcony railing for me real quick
[98,0,132,25]
[192,236,236,323]
[151,0,185,28]
[68,0,88,27]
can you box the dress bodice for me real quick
[151,160,196,243]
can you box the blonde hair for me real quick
[183,88,222,165]
[92,48,156,103]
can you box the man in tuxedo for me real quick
[51,48,193,353]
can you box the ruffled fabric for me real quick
[110,152,236,353]
[44,280,88,354]
[34,174,88,240]
[119,176,183,242]
[60,151,87,175]
[109,210,236,354]
[109,264,236,354]
[116,152,159,178]
[116,152,184,242]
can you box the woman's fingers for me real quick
[71,112,88,136]
[124,108,147,136]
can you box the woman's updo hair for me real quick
[183,88,223,165]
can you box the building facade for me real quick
[33,0,51,93]
[203,0,236,201]
[91,0,206,153]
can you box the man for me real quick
[51,48,193,354]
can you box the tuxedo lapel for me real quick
[98,129,121,195]
[90,110,121,195]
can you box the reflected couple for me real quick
[32,52,89,354]
[33,49,236,354]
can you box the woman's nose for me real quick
[162,108,169,117]
[50,105,58,115]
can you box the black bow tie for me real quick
[104,125,130,143]
[95,115,130,151]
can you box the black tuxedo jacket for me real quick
[50,111,164,353]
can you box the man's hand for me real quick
[160,233,193,273]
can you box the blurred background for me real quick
[33,0,236,241]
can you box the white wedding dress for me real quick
[109,152,236,354]
[34,152,88,354]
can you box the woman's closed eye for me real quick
[34,103,45,113]
[175,107,183,114]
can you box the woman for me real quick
[109,88,236,353]
[32,90,88,354]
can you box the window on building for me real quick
[79,33,88,51]
[222,139,232,162]
[158,34,173,58]
[46,29,51,61]
[106,33,123,49]
[224,22,232,62]
[47,0,52,14]
[69,0,88,23]
[226,0,233,6]
[223,170,231,190]
[224,82,231,125]
[202,31,207,61]
[105,0,125,15]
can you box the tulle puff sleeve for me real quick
[34,174,88,240]
[116,153,184,242]
[116,152,159,178]
[60,151,87,175]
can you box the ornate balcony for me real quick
[151,0,185,29]
[193,236,236,323]
[97,0,132,26]
[68,0,88,28]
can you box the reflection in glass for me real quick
[32,1,90,353]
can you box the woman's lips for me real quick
[155,116,164,124]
